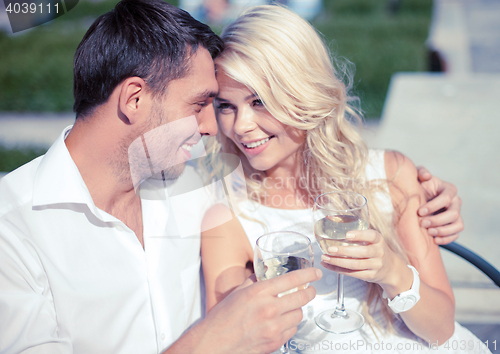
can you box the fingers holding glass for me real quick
[313,191,368,334]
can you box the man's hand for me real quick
[203,268,320,354]
[417,167,463,244]
[167,267,321,354]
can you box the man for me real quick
[0,0,462,353]
[0,1,320,353]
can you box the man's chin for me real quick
[154,163,186,181]
[131,162,187,191]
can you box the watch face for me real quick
[395,295,417,312]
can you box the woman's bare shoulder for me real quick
[201,203,251,255]
[384,150,423,209]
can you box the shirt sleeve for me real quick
[0,223,73,354]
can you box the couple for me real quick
[0,0,482,353]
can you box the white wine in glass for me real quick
[315,214,369,252]
[254,231,314,353]
[313,191,369,334]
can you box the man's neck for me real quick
[65,115,145,247]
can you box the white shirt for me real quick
[0,127,213,354]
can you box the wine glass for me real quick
[313,191,369,334]
[254,231,314,354]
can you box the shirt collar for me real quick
[32,126,110,221]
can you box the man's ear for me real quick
[118,77,151,125]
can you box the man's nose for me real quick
[198,103,218,136]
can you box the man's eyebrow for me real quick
[193,90,218,101]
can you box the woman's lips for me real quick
[241,136,274,156]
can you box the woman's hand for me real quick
[319,229,407,289]
[417,166,463,244]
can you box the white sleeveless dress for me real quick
[234,150,491,354]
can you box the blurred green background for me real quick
[0,0,433,171]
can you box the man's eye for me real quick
[194,102,209,113]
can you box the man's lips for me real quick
[180,134,201,152]
[181,143,194,152]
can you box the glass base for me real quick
[315,309,365,334]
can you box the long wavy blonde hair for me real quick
[202,4,408,332]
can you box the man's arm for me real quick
[0,229,73,354]
[164,268,321,354]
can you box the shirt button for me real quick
[161,333,165,340]
[116,225,125,232]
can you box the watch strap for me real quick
[382,265,420,313]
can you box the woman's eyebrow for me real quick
[215,92,258,102]
[244,92,258,100]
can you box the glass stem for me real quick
[333,273,348,318]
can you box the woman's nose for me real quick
[233,106,257,136]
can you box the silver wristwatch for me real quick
[382,265,420,313]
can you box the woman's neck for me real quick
[260,160,312,210]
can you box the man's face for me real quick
[128,48,218,186]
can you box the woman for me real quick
[201,5,486,353]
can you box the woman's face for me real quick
[215,71,305,174]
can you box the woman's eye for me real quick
[216,103,234,114]
[252,99,264,107]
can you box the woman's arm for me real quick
[320,151,455,344]
[201,203,253,313]
[199,203,322,354]
[384,151,455,343]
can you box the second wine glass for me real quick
[313,191,369,334]
[254,231,314,354]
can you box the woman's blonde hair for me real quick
[203,4,408,332]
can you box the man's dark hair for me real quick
[73,0,223,118]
